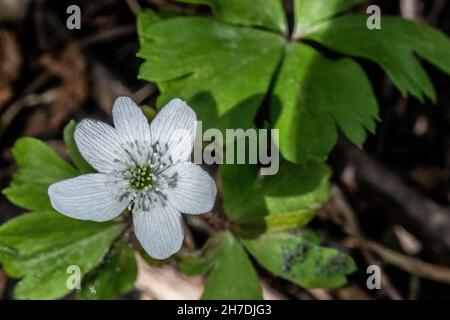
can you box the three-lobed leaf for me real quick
[138,4,450,167]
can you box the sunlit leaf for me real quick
[305,16,450,102]
[271,43,378,164]
[293,0,366,37]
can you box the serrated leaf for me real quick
[201,232,262,300]
[293,0,366,37]
[221,160,330,233]
[0,212,123,299]
[271,43,378,164]
[305,16,450,102]
[63,120,95,174]
[137,15,285,131]
[176,0,287,33]
[242,230,356,288]
[138,5,450,173]
[77,238,137,300]
[3,137,78,211]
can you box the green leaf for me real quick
[293,0,366,37]
[0,211,124,299]
[305,16,450,102]
[179,236,222,276]
[138,6,450,168]
[137,9,161,44]
[137,15,285,131]
[271,43,378,164]
[242,230,356,288]
[0,243,17,261]
[63,120,95,174]
[201,232,262,300]
[3,137,78,211]
[221,160,330,233]
[176,0,287,33]
[77,238,137,300]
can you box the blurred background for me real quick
[0,0,450,300]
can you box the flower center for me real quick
[126,165,153,191]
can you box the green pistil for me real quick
[127,165,153,191]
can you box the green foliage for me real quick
[3,137,78,211]
[305,16,450,102]
[271,43,378,164]
[0,132,136,300]
[3,0,450,300]
[220,160,330,232]
[176,0,287,33]
[78,238,137,300]
[0,211,124,299]
[63,120,95,174]
[138,16,284,132]
[138,2,450,164]
[199,232,263,300]
[242,231,356,288]
[293,0,366,37]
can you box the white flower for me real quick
[48,97,217,259]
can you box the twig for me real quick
[78,25,136,47]
[336,139,450,254]
[132,83,156,105]
[0,90,56,138]
[307,289,333,300]
[330,186,404,300]
[364,240,450,285]
[126,0,142,15]
[330,186,450,287]
[400,0,422,21]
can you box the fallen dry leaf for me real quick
[39,43,88,130]
[0,29,22,109]
[0,0,31,23]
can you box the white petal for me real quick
[75,119,127,173]
[48,174,131,222]
[112,96,151,145]
[164,162,217,214]
[133,203,184,260]
[150,98,197,162]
